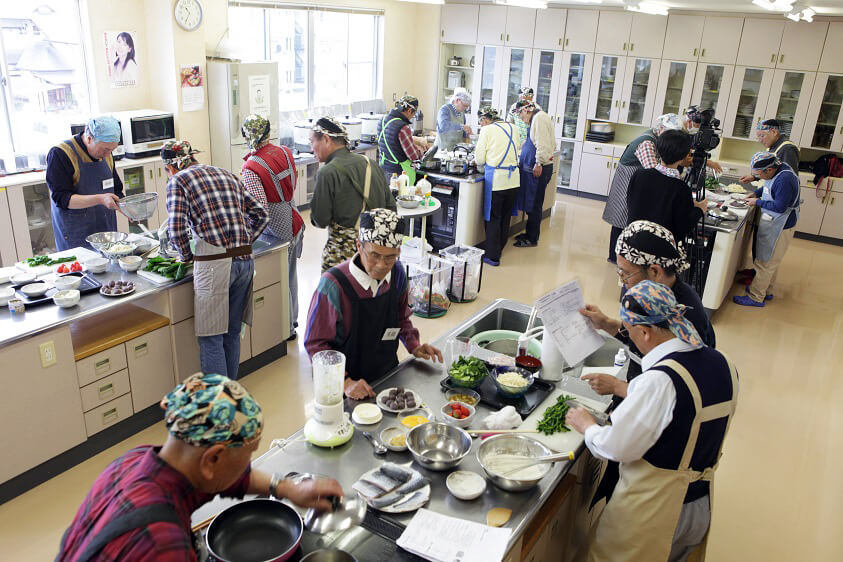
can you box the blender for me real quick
[304,350,354,447]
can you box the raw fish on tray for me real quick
[394,472,429,495]
[352,480,384,500]
[371,490,404,509]
[380,463,413,483]
[362,470,401,492]
[353,464,431,513]
[390,490,427,511]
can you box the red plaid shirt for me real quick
[57,446,250,561]
[634,139,659,169]
[397,125,424,161]
[166,164,269,261]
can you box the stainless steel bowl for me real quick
[477,434,553,492]
[301,550,356,562]
[397,195,422,209]
[407,422,472,471]
[86,232,136,260]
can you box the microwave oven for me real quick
[111,110,176,159]
[70,122,125,160]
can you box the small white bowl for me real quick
[352,403,383,425]
[53,275,82,291]
[84,257,108,274]
[380,426,409,452]
[446,470,487,500]
[118,255,142,272]
[0,286,15,305]
[0,266,17,284]
[53,289,80,308]
[21,283,50,297]
[441,401,476,429]
[11,272,36,285]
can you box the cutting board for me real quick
[136,268,176,285]
[16,247,101,277]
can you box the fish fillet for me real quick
[394,473,430,495]
[390,490,427,511]
[380,463,413,483]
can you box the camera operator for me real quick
[739,119,800,182]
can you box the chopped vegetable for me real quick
[536,395,575,435]
[448,356,488,385]
[448,393,478,406]
[446,402,471,419]
[401,415,429,428]
[389,435,406,447]
[25,255,76,267]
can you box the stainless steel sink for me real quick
[454,307,543,339]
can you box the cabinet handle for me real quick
[102,408,118,424]
[506,34,509,42]
[622,101,626,108]
[157,167,162,178]
[693,48,698,57]
[839,126,842,134]
[558,38,562,46]
[134,342,148,357]
[606,161,610,169]
[98,383,115,400]
[771,53,776,63]
[780,54,784,63]
[630,43,634,52]
[255,295,265,307]
[95,358,111,371]
[701,48,706,57]
[623,43,627,51]
[614,100,619,108]
[614,162,618,169]
[500,33,504,41]
[565,38,569,47]
[441,30,444,38]
[832,197,836,205]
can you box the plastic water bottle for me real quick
[416,175,432,204]
[613,349,627,368]
[389,173,399,192]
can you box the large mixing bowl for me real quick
[86,232,136,260]
[477,434,553,492]
[407,422,472,471]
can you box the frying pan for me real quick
[206,498,304,562]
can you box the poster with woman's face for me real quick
[104,31,139,88]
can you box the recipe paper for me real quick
[397,508,511,562]
[535,280,605,367]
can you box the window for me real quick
[228,3,383,111]
[0,0,91,173]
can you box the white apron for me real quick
[192,236,254,337]
[587,357,739,562]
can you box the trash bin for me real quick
[440,244,484,303]
[407,255,452,318]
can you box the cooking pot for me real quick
[357,112,384,142]
[449,56,462,66]
[446,158,468,175]
[341,116,362,144]
[294,119,315,153]
[206,498,304,562]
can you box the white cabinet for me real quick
[663,15,705,62]
[691,63,734,116]
[440,4,479,44]
[563,9,598,53]
[557,140,583,191]
[777,21,828,72]
[7,180,57,259]
[618,57,662,126]
[595,11,632,56]
[529,50,565,117]
[737,18,784,68]
[801,73,843,152]
[477,6,507,46]
[533,8,566,50]
[628,14,667,59]
[556,52,593,140]
[578,152,613,196]
[477,6,535,48]
[699,17,744,65]
[116,163,160,234]
[588,54,626,122]
[723,67,774,141]
[819,23,843,74]
[764,70,816,146]
[472,45,533,117]
[251,283,284,356]
[126,326,175,413]
[819,194,843,239]
[654,60,698,117]
[0,188,17,266]
[796,186,827,236]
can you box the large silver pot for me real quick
[446,158,468,175]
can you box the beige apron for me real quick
[588,357,739,562]
[320,156,373,272]
[192,236,254,337]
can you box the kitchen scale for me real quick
[303,350,354,448]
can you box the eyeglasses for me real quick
[616,268,641,283]
[361,245,399,265]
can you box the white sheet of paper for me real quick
[396,508,512,562]
[248,74,271,118]
[535,280,605,367]
[182,85,204,112]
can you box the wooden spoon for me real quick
[487,507,512,528]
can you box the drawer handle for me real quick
[701,48,706,57]
[255,296,265,308]
[506,34,509,42]
[622,101,626,108]
[95,358,111,371]
[779,54,784,64]
[623,42,627,51]
[629,43,634,52]
[149,169,153,180]
[440,30,444,38]
[606,161,610,169]
[98,383,115,400]
[693,48,698,57]
[500,33,504,41]
[832,197,836,205]
[558,38,562,46]
[565,38,569,47]
[102,408,119,424]
[134,342,148,357]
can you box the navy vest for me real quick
[619,130,657,167]
[643,347,736,503]
[378,108,411,174]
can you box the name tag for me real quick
[382,328,400,341]
[102,178,114,190]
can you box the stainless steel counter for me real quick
[0,234,289,347]
[703,175,756,235]
[293,142,377,167]
[191,299,620,557]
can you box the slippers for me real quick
[733,295,765,307]
[482,257,500,267]
[765,294,774,301]
[514,239,538,247]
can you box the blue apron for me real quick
[482,122,518,222]
[51,139,117,251]
[755,163,800,262]
[517,120,540,213]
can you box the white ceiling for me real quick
[540,0,843,17]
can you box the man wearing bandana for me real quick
[567,281,738,562]
[304,209,442,400]
[739,119,800,181]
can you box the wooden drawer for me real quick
[168,281,194,323]
[251,283,283,356]
[583,141,616,156]
[76,344,128,387]
[84,394,133,437]
[127,326,176,413]
[254,251,283,291]
[171,318,201,383]
[79,369,131,412]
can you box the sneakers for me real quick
[765,294,774,301]
[733,295,765,307]
[515,233,528,241]
[514,239,538,247]
[482,257,500,267]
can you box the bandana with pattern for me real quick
[241,114,271,150]
[477,105,500,121]
[751,151,780,171]
[652,113,683,134]
[616,220,689,273]
[160,373,263,447]
[358,208,404,248]
[396,95,419,111]
[519,86,534,97]
[756,121,779,132]
[161,140,201,170]
[512,99,536,115]
[312,117,348,140]
[620,281,703,347]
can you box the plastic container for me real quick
[416,175,432,201]
[398,171,410,196]
[440,244,485,302]
[407,255,452,318]
[614,349,627,368]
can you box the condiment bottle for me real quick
[614,348,627,368]
[398,171,410,196]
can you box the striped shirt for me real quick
[166,164,268,261]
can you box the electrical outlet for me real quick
[39,341,56,368]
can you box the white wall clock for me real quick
[174,0,203,32]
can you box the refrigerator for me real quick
[207,61,280,176]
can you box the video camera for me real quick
[684,105,721,196]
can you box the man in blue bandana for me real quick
[46,116,125,250]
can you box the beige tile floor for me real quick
[2,193,842,560]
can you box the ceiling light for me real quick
[494,0,548,8]
[753,0,795,10]
[396,0,444,4]
[626,1,670,15]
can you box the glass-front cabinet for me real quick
[802,73,843,152]
[691,63,734,117]
[588,55,626,122]
[619,57,661,126]
[471,46,532,121]
[529,50,563,116]
[556,140,583,192]
[7,181,57,259]
[763,70,815,146]
[724,67,774,140]
[556,52,593,140]
[503,47,532,116]
[654,61,697,118]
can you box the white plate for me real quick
[100,285,136,297]
[376,388,423,413]
[352,403,383,425]
[358,466,431,513]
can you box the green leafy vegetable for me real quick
[536,394,575,435]
[704,175,719,190]
[143,257,191,279]
[25,255,76,267]
[448,356,488,383]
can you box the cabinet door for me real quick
[796,186,827,236]
[765,70,815,146]
[557,140,582,191]
[662,15,704,61]
[577,152,613,196]
[501,48,534,117]
[0,188,17,266]
[563,9,598,53]
[251,283,284,356]
[533,8,567,50]
[171,318,201,383]
[117,164,159,234]
[819,23,843,74]
[154,162,169,225]
[801,73,843,151]
[477,5,507,46]
[557,52,593,140]
[473,45,504,116]
[530,50,564,117]
[504,7,536,48]
[620,57,661,126]
[654,61,698,117]
[628,14,667,59]
[126,326,175,413]
[700,16,744,65]
[723,67,774,141]
[819,194,843,239]
[777,21,827,72]
[691,63,734,116]
[440,4,479,45]
[737,18,784,68]
[595,11,632,56]
[588,55,626,122]
[294,165,307,207]
[7,181,57,259]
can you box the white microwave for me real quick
[112,110,176,159]
[70,122,125,160]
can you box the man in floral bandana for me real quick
[57,374,342,561]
